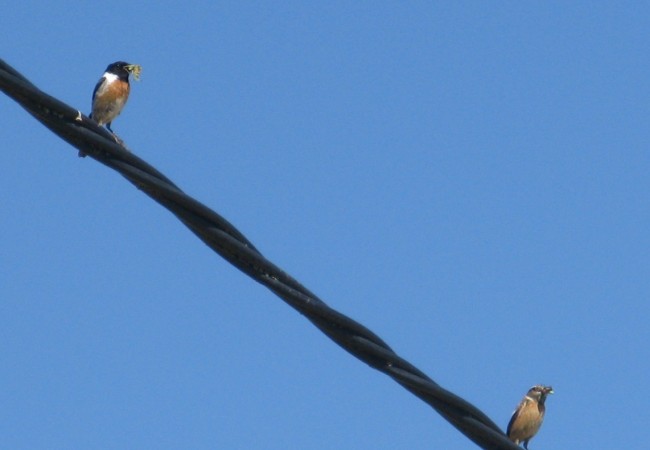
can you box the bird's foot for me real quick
[111,133,131,152]
[112,133,124,146]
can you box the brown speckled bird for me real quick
[507,385,553,449]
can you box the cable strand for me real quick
[1,59,522,450]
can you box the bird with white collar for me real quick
[80,61,140,156]
[90,61,140,133]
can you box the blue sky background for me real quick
[2,2,649,449]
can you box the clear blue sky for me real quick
[2,2,648,449]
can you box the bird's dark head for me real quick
[105,61,132,76]
[527,385,554,404]
[104,61,141,81]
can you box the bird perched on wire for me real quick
[80,61,141,156]
[507,385,553,449]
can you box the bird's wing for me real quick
[506,399,526,436]
[91,76,107,105]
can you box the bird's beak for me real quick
[124,64,142,81]
[546,387,554,395]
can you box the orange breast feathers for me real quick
[92,78,130,125]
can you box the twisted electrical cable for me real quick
[0,59,522,450]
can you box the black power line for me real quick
[0,59,522,450]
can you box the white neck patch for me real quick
[103,72,119,83]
